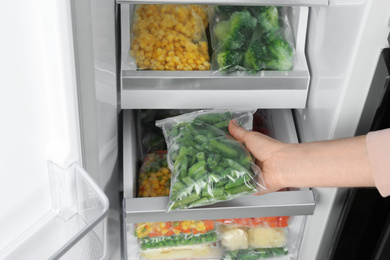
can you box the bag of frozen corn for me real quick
[137,151,171,198]
[129,4,210,71]
[156,109,266,212]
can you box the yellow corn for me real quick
[130,4,209,71]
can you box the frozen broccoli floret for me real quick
[217,50,244,72]
[261,32,294,70]
[247,6,280,32]
[243,38,267,71]
[215,5,245,17]
[214,10,257,50]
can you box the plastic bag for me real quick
[217,216,290,228]
[129,4,211,71]
[209,6,295,73]
[135,220,216,238]
[137,151,171,197]
[135,220,221,259]
[218,218,289,260]
[156,109,266,212]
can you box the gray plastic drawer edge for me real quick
[117,0,328,6]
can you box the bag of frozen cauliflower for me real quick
[218,217,290,260]
[129,4,210,71]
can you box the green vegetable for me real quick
[210,139,239,158]
[201,186,224,197]
[226,183,256,195]
[225,173,251,189]
[243,38,267,71]
[182,176,195,186]
[261,32,294,70]
[217,50,244,72]
[215,5,246,17]
[214,10,257,50]
[179,156,189,178]
[188,160,207,177]
[249,6,280,32]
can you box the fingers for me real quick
[228,119,253,143]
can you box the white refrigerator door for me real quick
[0,0,108,259]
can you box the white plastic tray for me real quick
[0,162,109,260]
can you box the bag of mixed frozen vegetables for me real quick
[209,5,295,73]
[156,109,266,212]
[135,220,222,259]
[129,4,211,71]
[137,151,171,198]
[217,217,290,260]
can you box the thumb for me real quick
[228,119,278,161]
[228,119,253,143]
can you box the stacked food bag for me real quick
[217,217,290,260]
[156,109,266,212]
[137,151,171,197]
[130,4,210,71]
[135,220,222,259]
[209,6,294,73]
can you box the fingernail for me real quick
[231,119,239,126]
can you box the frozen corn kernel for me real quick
[130,4,209,70]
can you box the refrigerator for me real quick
[1,0,389,259]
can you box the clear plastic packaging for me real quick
[156,109,266,212]
[216,215,309,260]
[135,220,221,259]
[137,151,171,198]
[128,4,210,71]
[0,161,109,260]
[209,6,295,73]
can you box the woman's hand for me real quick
[229,119,375,194]
[229,120,292,194]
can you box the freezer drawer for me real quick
[126,215,308,260]
[117,0,328,6]
[122,109,315,224]
[119,4,310,109]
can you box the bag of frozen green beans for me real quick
[156,109,266,212]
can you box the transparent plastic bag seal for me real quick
[155,109,266,212]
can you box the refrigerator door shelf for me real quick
[120,5,310,109]
[0,162,109,260]
[122,109,316,223]
[117,0,328,6]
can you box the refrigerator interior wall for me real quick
[294,0,390,260]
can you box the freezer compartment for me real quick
[117,0,327,6]
[0,162,109,260]
[126,215,307,260]
[122,109,315,224]
[120,4,310,109]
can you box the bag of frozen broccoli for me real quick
[208,5,295,73]
[128,4,210,71]
[156,109,266,212]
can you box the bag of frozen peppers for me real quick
[156,109,266,212]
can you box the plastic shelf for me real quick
[120,4,310,109]
[0,162,109,260]
[117,0,328,6]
